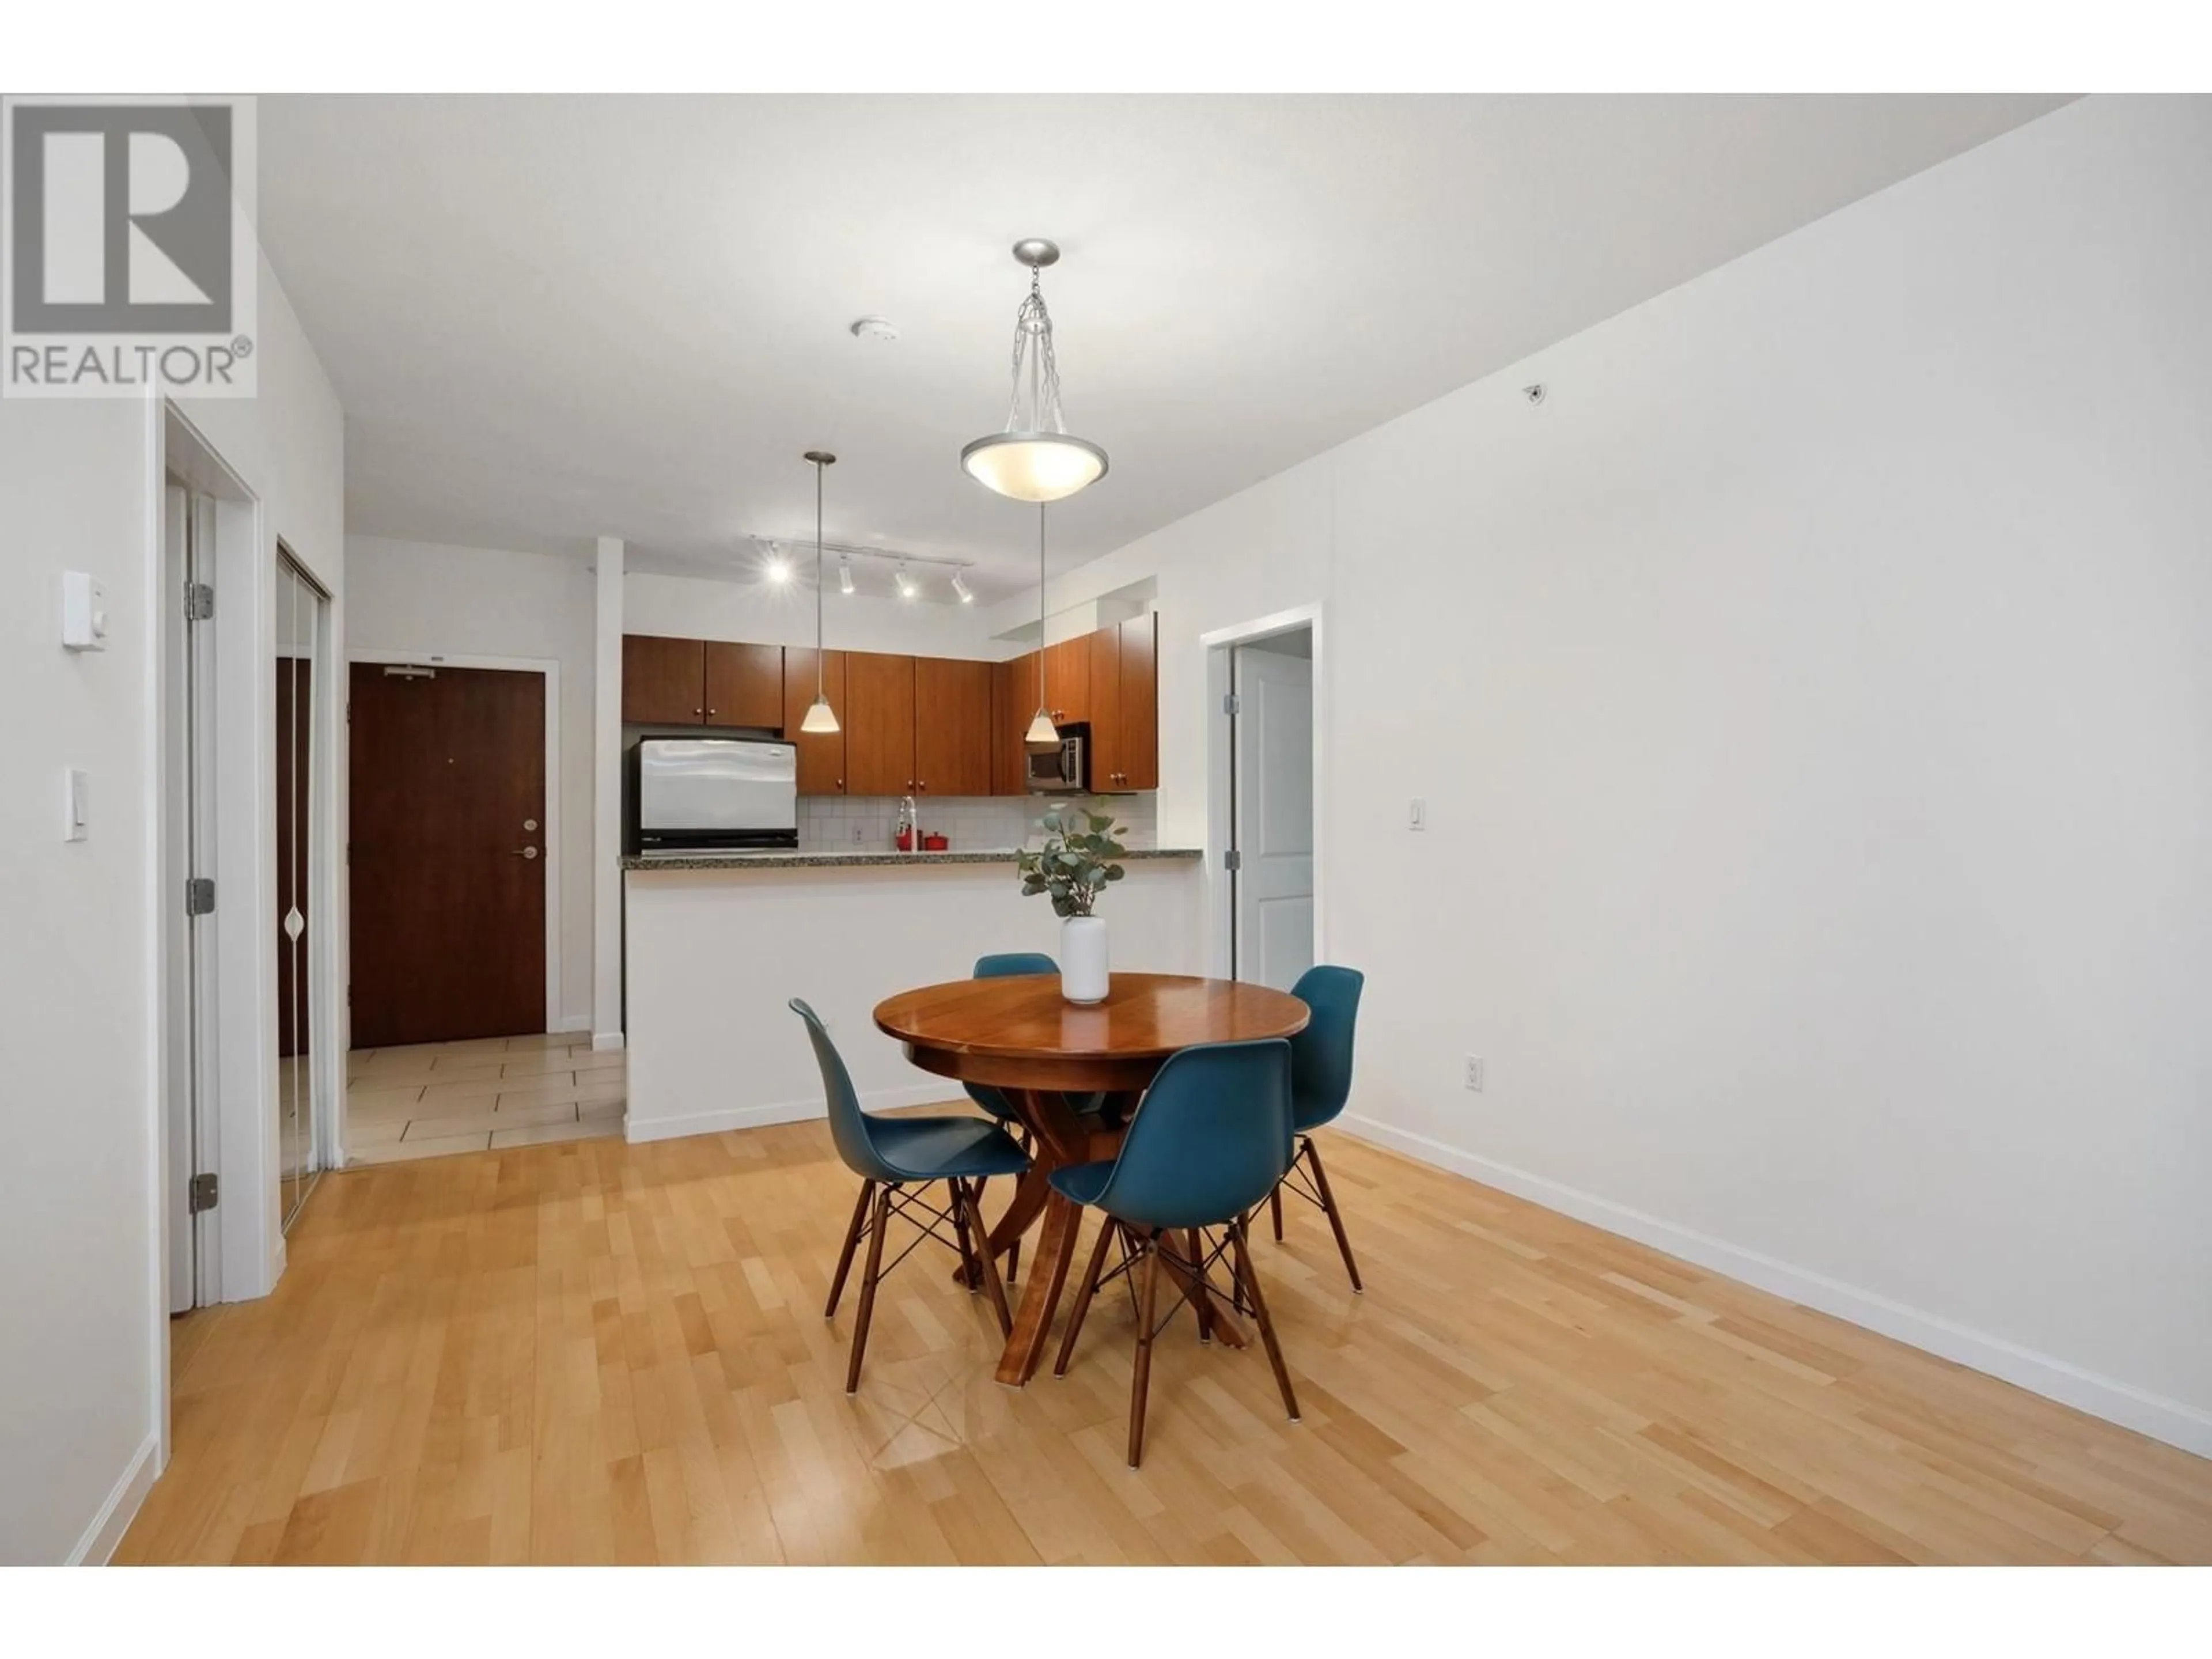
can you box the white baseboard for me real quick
[624,1081,953,1146]
[69,1432,160,1565]
[1338,1112,2212,1459]
[590,1031,626,1052]
[555,1014,593,1034]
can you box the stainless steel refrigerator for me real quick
[630,736,798,853]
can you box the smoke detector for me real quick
[850,316,899,343]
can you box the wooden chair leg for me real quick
[1269,1183,1284,1241]
[1127,1233,1163,1468]
[844,1184,894,1395]
[1053,1215,1120,1378]
[824,1177,875,1317]
[948,1177,980,1294]
[1230,1216,1300,1423]
[1184,1228,1217,1344]
[1301,1135,1364,1293]
[959,1177,1014,1337]
[1007,1238,1021,1285]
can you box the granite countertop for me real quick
[623,847,1203,872]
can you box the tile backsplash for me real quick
[798,793,1158,854]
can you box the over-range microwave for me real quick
[1026,724,1089,794]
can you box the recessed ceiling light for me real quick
[849,316,899,343]
[763,544,792,584]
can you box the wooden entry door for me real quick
[349,662,547,1047]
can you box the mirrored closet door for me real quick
[275,551,328,1230]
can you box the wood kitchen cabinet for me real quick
[843,652,917,797]
[914,657,993,796]
[1088,628,1124,785]
[624,634,785,729]
[1043,633,1091,726]
[623,634,708,725]
[1080,613,1159,791]
[703,641,783,729]
[1113,613,1158,790]
[781,646,846,794]
[992,653,1036,797]
[626,626,1156,801]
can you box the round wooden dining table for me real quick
[874,971,1310,1385]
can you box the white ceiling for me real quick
[259,94,2067,603]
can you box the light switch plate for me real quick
[61,572,108,651]
[64,768,89,842]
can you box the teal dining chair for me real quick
[1046,1038,1300,1467]
[791,999,1030,1393]
[1264,965,1368,1291]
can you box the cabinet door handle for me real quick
[694,707,703,716]
[707,707,717,717]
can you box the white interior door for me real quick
[1232,641,1315,990]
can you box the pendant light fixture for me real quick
[799,450,840,735]
[960,238,1108,503]
[1025,503,1060,753]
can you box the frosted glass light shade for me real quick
[800,696,840,735]
[961,432,1108,503]
[1024,709,1061,752]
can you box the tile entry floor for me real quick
[346,1032,625,1164]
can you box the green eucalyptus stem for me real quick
[1016,801,1129,921]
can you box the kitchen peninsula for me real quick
[621,847,1205,1144]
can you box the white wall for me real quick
[0,252,344,1561]
[1022,96,2212,1450]
[346,536,597,1031]
[627,569,1020,660]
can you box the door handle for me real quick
[513,846,539,860]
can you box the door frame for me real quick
[1199,603,1327,982]
[345,649,565,1049]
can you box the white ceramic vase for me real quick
[1060,915,1109,1004]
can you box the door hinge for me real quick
[188,1172,218,1214]
[1224,849,1243,872]
[1222,692,1240,716]
[184,581,215,622]
[185,876,216,916]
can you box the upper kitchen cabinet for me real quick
[1084,613,1159,791]
[1044,632,1091,727]
[1114,613,1158,790]
[843,652,918,797]
[623,634,707,725]
[703,641,783,729]
[782,646,847,794]
[624,634,786,729]
[992,653,1037,797]
[914,657,993,796]
[1088,628,1124,785]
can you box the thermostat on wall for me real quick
[61,571,108,651]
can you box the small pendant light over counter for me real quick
[799,450,840,735]
[960,238,1109,504]
[1025,503,1060,753]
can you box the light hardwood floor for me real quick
[118,1116,2212,1565]
[346,1033,626,1164]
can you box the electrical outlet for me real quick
[1464,1055,1484,1092]
[850,822,866,845]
